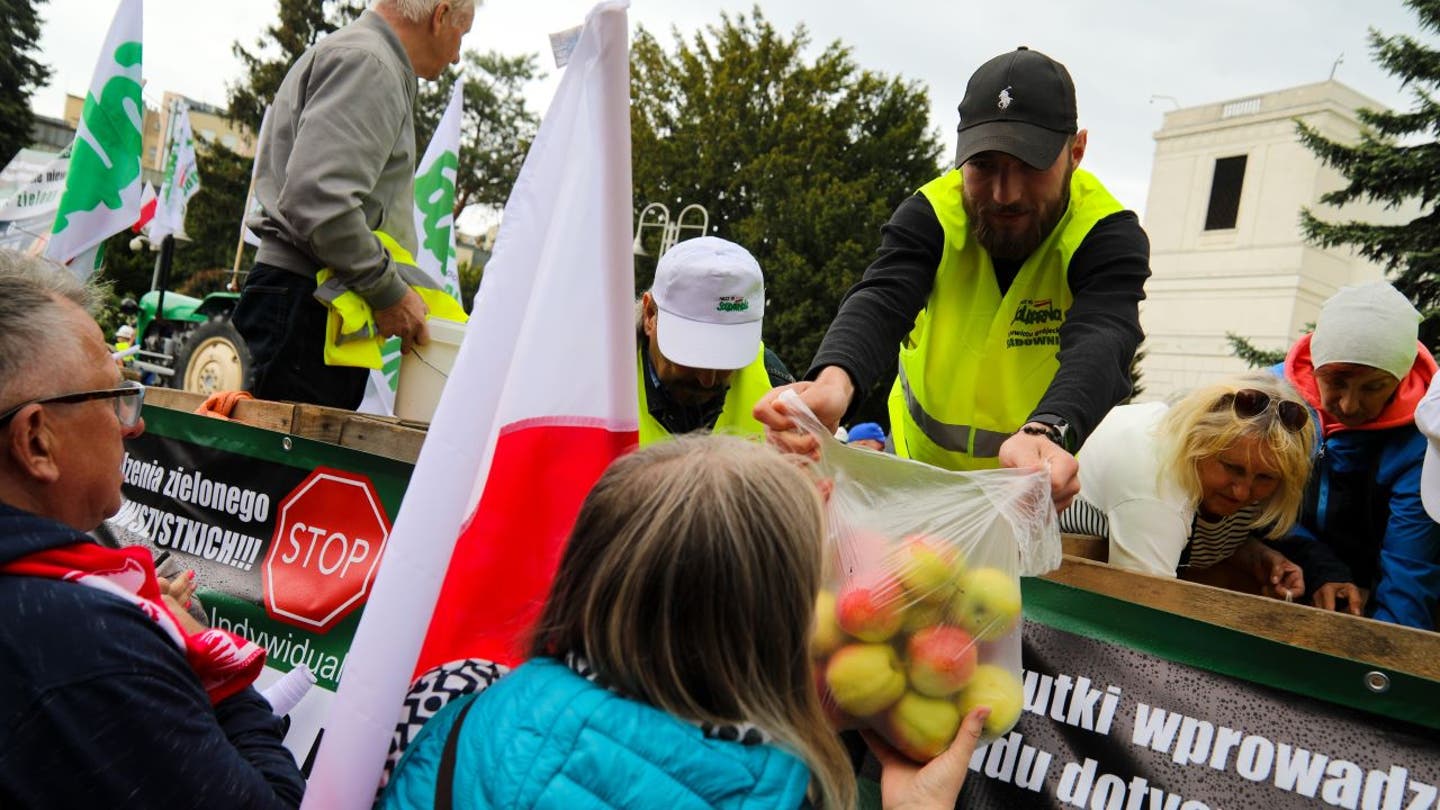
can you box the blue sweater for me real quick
[1269,363,1440,629]
[380,657,812,809]
[0,502,304,808]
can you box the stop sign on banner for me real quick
[263,467,392,632]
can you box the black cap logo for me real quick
[998,86,1013,110]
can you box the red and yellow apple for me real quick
[893,534,964,603]
[824,643,907,717]
[905,625,979,697]
[836,579,905,642]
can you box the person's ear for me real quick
[431,1,452,34]
[5,407,61,485]
[641,292,659,338]
[1070,130,1088,167]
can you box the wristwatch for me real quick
[1022,413,1073,452]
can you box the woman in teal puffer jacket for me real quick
[379,434,988,809]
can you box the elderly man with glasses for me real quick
[0,250,304,807]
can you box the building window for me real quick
[1204,155,1247,231]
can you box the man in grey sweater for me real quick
[233,0,475,409]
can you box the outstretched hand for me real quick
[863,707,990,810]
[753,366,855,458]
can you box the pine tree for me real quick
[0,0,53,164]
[227,0,365,135]
[1225,333,1288,369]
[1297,0,1440,347]
[1124,347,1148,403]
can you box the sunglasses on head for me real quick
[1219,388,1309,432]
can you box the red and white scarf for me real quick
[1,542,266,704]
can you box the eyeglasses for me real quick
[0,380,146,429]
[1221,388,1309,433]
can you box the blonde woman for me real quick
[380,435,987,809]
[1061,374,1315,598]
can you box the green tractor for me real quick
[123,287,253,394]
[119,228,254,395]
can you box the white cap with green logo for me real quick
[651,236,765,371]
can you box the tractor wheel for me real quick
[174,319,254,395]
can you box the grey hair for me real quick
[0,249,101,403]
[375,0,477,23]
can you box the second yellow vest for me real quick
[637,344,772,445]
[315,230,469,369]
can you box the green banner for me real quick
[110,404,414,767]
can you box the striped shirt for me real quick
[1062,497,1261,572]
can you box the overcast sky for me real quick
[32,0,1426,218]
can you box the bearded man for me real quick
[756,47,1150,511]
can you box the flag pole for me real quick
[227,170,257,291]
[229,108,269,292]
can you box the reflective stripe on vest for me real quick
[896,364,1012,457]
[314,230,468,369]
[888,168,1122,470]
[636,344,772,446]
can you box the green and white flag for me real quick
[149,98,201,242]
[44,0,144,278]
[363,81,465,416]
[412,81,465,302]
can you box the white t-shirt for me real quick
[1061,402,1258,576]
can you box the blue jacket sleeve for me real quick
[1371,432,1440,629]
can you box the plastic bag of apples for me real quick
[776,392,1062,762]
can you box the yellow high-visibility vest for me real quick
[636,344,772,445]
[315,230,468,369]
[888,168,1122,470]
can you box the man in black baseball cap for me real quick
[757,46,1151,513]
[954,46,1078,171]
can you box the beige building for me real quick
[62,91,254,174]
[1136,81,1417,401]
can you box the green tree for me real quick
[414,50,542,217]
[629,8,943,394]
[1297,0,1440,348]
[0,0,52,164]
[227,0,365,135]
[1225,333,1288,369]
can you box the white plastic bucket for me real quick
[394,316,467,424]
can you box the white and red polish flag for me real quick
[130,183,156,233]
[302,2,637,806]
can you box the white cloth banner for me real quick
[301,2,636,806]
[0,147,69,255]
